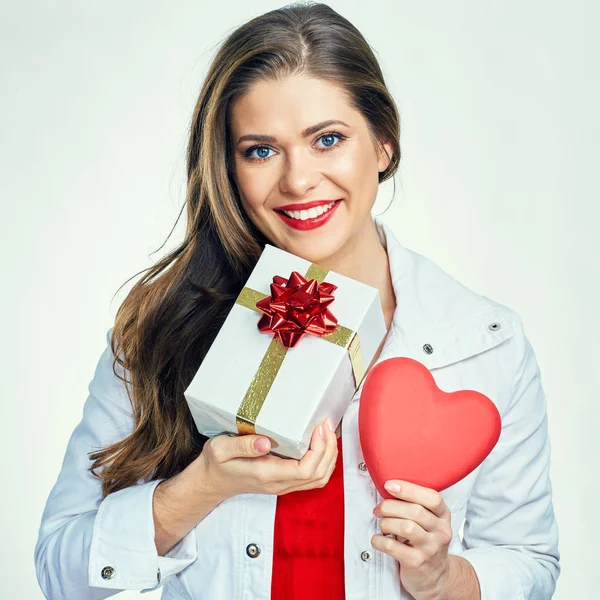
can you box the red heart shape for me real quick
[358,357,501,499]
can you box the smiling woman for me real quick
[34,2,559,600]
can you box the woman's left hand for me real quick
[371,480,453,600]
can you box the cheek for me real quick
[329,145,379,198]
[234,164,274,212]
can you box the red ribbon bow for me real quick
[255,271,339,348]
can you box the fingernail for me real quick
[326,417,335,432]
[254,438,270,452]
[318,423,325,439]
[385,481,402,493]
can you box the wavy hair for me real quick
[89,1,401,497]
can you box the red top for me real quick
[271,435,345,599]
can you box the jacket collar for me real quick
[373,215,515,370]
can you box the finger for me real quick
[378,517,428,547]
[310,419,339,476]
[296,419,329,479]
[208,432,271,461]
[373,499,438,532]
[371,534,421,565]
[319,417,338,473]
[231,421,332,488]
[282,421,338,492]
[240,420,337,492]
[383,480,449,519]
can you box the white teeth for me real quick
[282,201,337,220]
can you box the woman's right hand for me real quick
[152,419,338,555]
[192,417,339,500]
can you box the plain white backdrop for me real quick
[2,1,597,598]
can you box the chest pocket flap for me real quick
[399,309,515,371]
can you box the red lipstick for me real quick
[278,199,340,212]
[275,199,342,231]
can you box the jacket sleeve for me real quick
[34,328,198,599]
[452,312,561,599]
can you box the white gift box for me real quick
[184,243,387,459]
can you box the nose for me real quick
[278,148,321,197]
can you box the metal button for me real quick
[246,543,261,558]
[488,322,501,331]
[423,343,434,354]
[358,461,368,472]
[101,566,115,580]
[361,550,373,562]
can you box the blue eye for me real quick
[250,147,274,160]
[318,134,338,148]
[243,131,346,162]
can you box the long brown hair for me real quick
[89,1,401,498]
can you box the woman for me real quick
[34,3,560,599]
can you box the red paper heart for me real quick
[358,357,501,499]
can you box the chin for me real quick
[287,238,346,268]
[264,210,353,265]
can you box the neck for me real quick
[318,218,397,321]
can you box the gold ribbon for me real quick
[234,263,366,435]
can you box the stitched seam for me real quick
[163,580,189,600]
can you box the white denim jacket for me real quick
[35,216,560,600]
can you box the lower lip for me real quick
[276,200,342,231]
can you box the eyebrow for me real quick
[236,119,350,145]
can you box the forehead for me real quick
[229,74,358,137]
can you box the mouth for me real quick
[275,199,342,231]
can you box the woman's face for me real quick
[229,74,393,265]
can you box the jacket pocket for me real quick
[398,307,515,371]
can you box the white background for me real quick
[2,1,597,598]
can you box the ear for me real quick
[377,139,394,173]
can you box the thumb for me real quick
[237,434,271,457]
